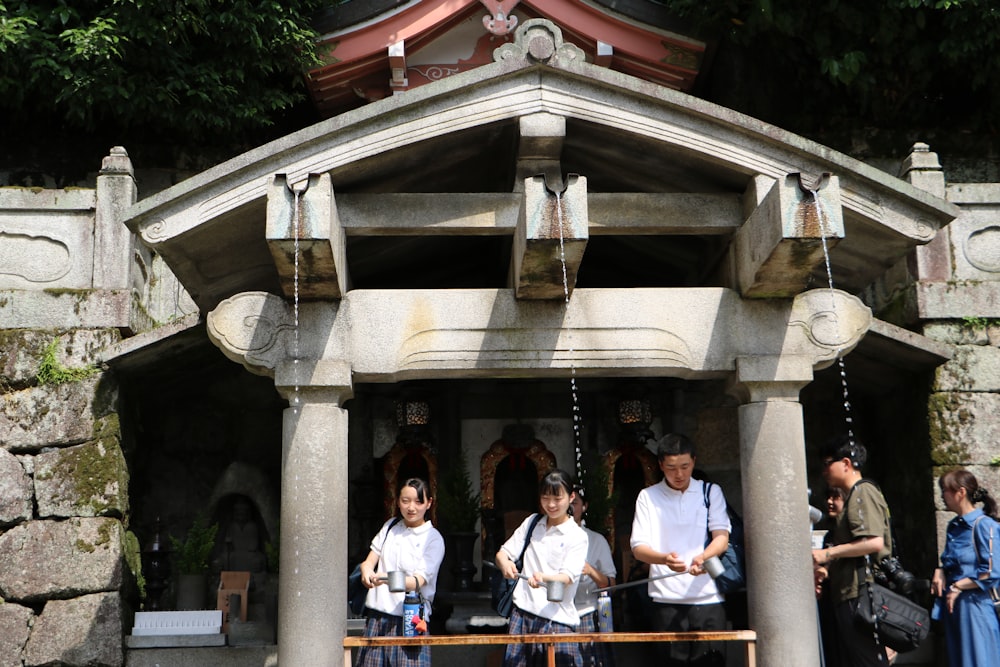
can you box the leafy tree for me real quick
[0,0,328,143]
[656,0,1000,137]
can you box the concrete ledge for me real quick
[126,644,277,667]
[0,289,130,329]
[126,634,226,648]
[917,281,1000,318]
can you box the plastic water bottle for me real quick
[403,592,420,637]
[930,596,944,622]
[596,592,613,632]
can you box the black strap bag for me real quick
[853,559,930,653]
[348,517,401,615]
[490,513,542,617]
[702,482,746,594]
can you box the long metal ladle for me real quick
[594,555,726,594]
[485,562,566,602]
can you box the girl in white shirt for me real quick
[496,469,588,667]
[357,478,445,667]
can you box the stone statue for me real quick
[216,496,267,587]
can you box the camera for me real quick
[874,556,916,595]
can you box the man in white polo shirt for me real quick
[630,433,731,667]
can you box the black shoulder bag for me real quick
[490,513,543,617]
[703,481,746,593]
[847,482,929,653]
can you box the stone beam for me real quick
[511,174,588,299]
[266,173,348,300]
[206,287,871,382]
[515,112,565,193]
[335,192,740,235]
[733,173,845,298]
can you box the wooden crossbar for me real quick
[343,630,757,667]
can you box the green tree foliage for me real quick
[0,0,328,141]
[658,0,1000,134]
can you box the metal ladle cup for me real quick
[516,573,565,602]
[378,571,407,592]
[703,556,725,580]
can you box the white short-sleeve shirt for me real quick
[630,478,731,604]
[365,518,445,618]
[573,525,617,615]
[501,513,588,626]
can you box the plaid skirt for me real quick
[355,609,431,667]
[578,611,616,667]
[504,607,583,667]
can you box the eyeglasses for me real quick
[821,458,839,468]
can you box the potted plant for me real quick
[169,513,219,610]
[436,449,481,591]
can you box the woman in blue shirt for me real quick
[931,470,1000,667]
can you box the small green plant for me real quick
[436,450,481,533]
[990,456,1000,468]
[36,339,98,385]
[169,514,219,575]
[265,535,280,573]
[962,316,989,329]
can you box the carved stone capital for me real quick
[789,288,872,368]
[207,291,294,377]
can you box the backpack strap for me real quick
[376,516,403,565]
[702,481,713,545]
[516,513,544,566]
[971,515,996,577]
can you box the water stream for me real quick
[291,185,302,408]
[811,188,856,445]
[554,190,585,484]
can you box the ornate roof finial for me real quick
[493,18,585,66]
[480,0,520,36]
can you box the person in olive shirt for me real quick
[811,436,892,667]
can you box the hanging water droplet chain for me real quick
[292,187,301,408]
[812,189,855,445]
[555,190,585,482]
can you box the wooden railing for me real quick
[343,630,757,667]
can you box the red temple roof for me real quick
[307,0,706,117]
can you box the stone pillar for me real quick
[94,146,137,290]
[275,361,353,666]
[732,355,820,667]
[207,293,351,667]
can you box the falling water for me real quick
[290,183,303,582]
[811,189,855,446]
[554,190,585,484]
[291,186,302,408]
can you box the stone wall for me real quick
[0,329,135,667]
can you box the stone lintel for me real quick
[512,174,588,299]
[266,173,348,300]
[734,173,845,298]
[334,192,740,235]
[207,287,871,382]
